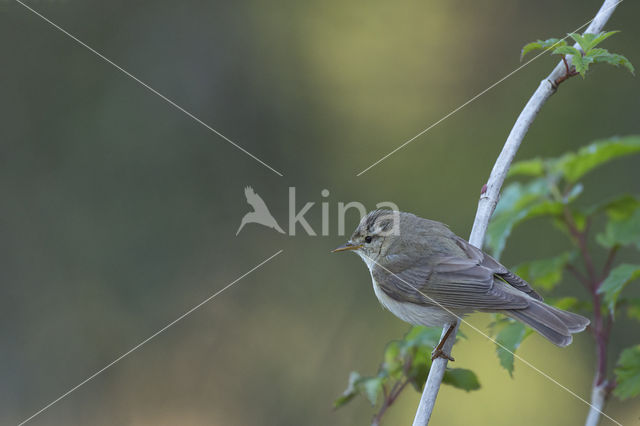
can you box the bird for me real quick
[236,186,285,235]
[333,209,589,361]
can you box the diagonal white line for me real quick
[362,253,622,426]
[18,249,284,426]
[356,0,623,176]
[14,0,284,177]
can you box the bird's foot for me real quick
[431,348,454,362]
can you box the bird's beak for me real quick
[332,242,363,253]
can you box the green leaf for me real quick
[550,42,588,75]
[590,50,635,75]
[487,199,562,259]
[362,377,383,405]
[569,32,592,52]
[602,196,640,220]
[571,52,593,77]
[383,341,403,377]
[585,194,640,218]
[486,209,527,260]
[553,45,581,57]
[493,179,550,216]
[495,321,530,377]
[337,324,482,410]
[568,32,620,53]
[408,350,431,392]
[487,314,509,336]
[442,368,481,392]
[568,32,618,54]
[513,251,576,291]
[334,371,362,408]
[404,326,443,349]
[626,299,640,321]
[588,31,620,50]
[523,199,563,218]
[507,158,545,178]
[553,136,640,183]
[334,372,386,408]
[548,31,633,76]
[597,206,640,249]
[614,345,640,400]
[521,38,566,60]
[487,179,553,259]
[598,264,640,313]
[403,326,472,392]
[546,296,593,313]
[550,296,578,310]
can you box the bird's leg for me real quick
[431,323,456,362]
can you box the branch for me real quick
[585,379,613,426]
[412,1,621,425]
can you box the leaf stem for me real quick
[563,207,598,286]
[372,380,409,426]
[566,263,591,289]
[553,55,580,87]
[594,248,616,387]
[601,246,619,281]
[562,205,620,425]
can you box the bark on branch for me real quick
[412,1,621,424]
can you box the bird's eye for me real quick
[365,236,372,243]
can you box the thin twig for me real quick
[584,227,620,425]
[601,246,619,282]
[373,380,409,426]
[564,207,598,286]
[566,263,591,289]
[565,207,616,413]
[412,1,621,425]
[554,55,580,86]
[563,55,571,74]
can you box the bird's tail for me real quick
[503,300,590,347]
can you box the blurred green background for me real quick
[2,0,639,424]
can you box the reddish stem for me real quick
[601,246,619,281]
[372,354,415,425]
[562,208,614,390]
[563,208,597,286]
[593,292,607,385]
[565,263,590,290]
[594,248,617,385]
[553,55,580,87]
[372,380,409,426]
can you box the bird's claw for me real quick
[431,348,455,362]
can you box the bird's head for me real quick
[332,209,403,267]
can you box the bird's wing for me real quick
[451,236,543,301]
[372,250,530,311]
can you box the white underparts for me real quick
[369,272,457,327]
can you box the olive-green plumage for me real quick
[335,210,589,347]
